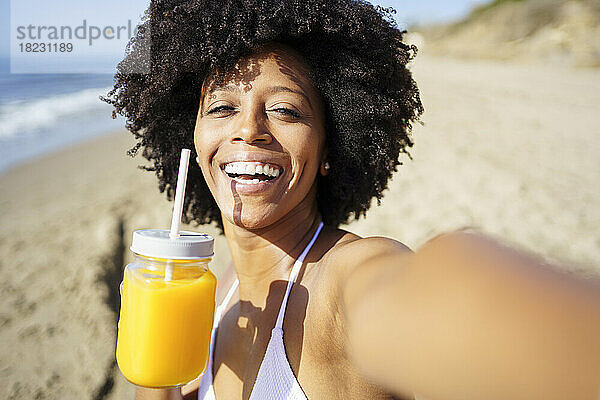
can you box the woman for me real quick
[104,1,600,399]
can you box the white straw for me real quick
[170,148,191,240]
[165,261,174,282]
[166,148,191,281]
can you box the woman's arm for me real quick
[341,232,600,400]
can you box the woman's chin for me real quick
[220,203,283,231]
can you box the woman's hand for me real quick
[341,231,600,400]
[134,387,183,400]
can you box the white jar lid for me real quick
[131,229,214,260]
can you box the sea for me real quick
[0,71,126,174]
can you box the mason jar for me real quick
[116,229,216,388]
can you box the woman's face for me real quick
[194,45,326,230]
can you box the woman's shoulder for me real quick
[299,228,414,395]
[318,227,413,281]
[307,227,413,324]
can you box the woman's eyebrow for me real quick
[201,84,240,112]
[266,86,312,108]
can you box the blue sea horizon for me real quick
[0,71,126,174]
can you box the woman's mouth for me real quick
[220,161,284,193]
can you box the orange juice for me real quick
[116,250,216,387]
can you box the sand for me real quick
[1,54,599,399]
[420,0,600,68]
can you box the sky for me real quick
[0,0,488,73]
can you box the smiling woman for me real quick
[103,1,600,400]
[102,1,424,396]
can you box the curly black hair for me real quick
[102,0,423,232]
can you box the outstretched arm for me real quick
[342,232,600,400]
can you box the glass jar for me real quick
[116,229,216,388]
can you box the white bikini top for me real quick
[198,221,324,400]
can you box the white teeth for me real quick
[231,177,264,185]
[223,161,281,178]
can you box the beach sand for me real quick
[1,55,599,399]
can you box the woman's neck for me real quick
[222,200,322,307]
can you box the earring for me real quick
[195,156,200,165]
[321,161,330,176]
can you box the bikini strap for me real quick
[214,278,239,323]
[274,221,324,329]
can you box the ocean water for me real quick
[0,72,126,174]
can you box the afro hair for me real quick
[102,0,423,232]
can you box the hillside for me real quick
[418,0,600,67]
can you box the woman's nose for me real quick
[231,108,272,145]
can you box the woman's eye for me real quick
[206,105,235,115]
[270,108,301,119]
